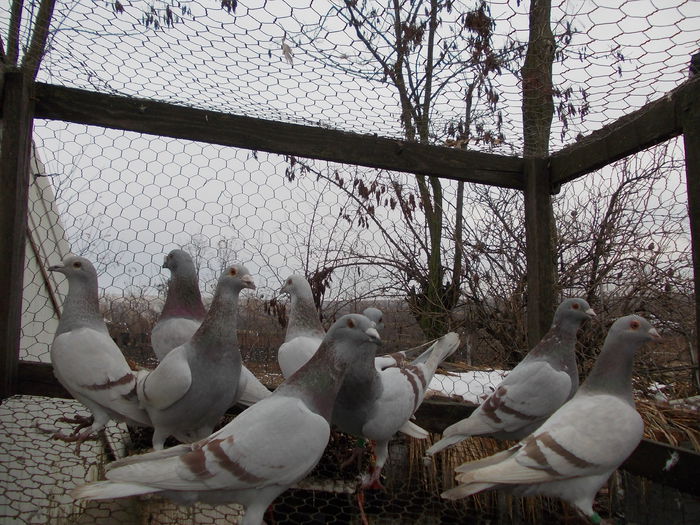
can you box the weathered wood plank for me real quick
[15,360,700,495]
[28,83,524,189]
[683,87,700,391]
[550,76,700,186]
[621,438,700,496]
[0,71,35,400]
[17,360,71,398]
[524,158,557,346]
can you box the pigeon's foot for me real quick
[360,465,385,490]
[57,413,94,428]
[356,491,370,525]
[34,421,98,455]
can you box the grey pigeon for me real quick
[442,314,660,524]
[137,264,255,449]
[333,327,461,487]
[151,249,206,361]
[427,298,595,456]
[152,249,271,408]
[72,314,382,525]
[47,256,151,443]
[277,274,325,379]
[362,307,385,332]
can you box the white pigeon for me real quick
[72,314,382,525]
[137,264,255,450]
[151,249,271,408]
[441,314,660,523]
[47,255,151,443]
[333,327,461,487]
[277,274,326,379]
[427,298,596,456]
[362,307,385,332]
[277,277,417,378]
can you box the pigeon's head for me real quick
[48,255,98,284]
[280,274,312,296]
[326,314,381,362]
[555,298,596,325]
[218,263,256,292]
[362,307,384,331]
[163,249,194,272]
[608,315,661,347]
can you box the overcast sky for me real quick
[3,0,697,298]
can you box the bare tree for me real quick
[285,0,516,337]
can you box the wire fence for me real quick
[3,0,700,524]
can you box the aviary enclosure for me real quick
[1,1,699,523]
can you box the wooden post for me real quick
[682,84,700,392]
[524,159,557,346]
[521,0,557,346]
[0,70,35,399]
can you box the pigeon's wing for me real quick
[509,394,643,478]
[108,395,330,491]
[364,333,459,440]
[361,366,425,441]
[137,344,192,411]
[278,336,321,378]
[373,343,435,371]
[51,328,145,420]
[456,394,643,485]
[151,317,200,360]
[235,366,272,407]
[469,360,573,434]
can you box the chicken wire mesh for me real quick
[2,0,699,154]
[3,0,700,524]
[8,119,697,524]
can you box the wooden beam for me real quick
[17,360,71,398]
[0,70,35,400]
[28,83,524,189]
[550,76,700,186]
[17,359,699,494]
[682,85,700,391]
[621,438,700,496]
[523,158,557,346]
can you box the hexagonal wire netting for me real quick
[2,0,699,524]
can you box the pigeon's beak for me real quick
[242,275,256,290]
[48,263,65,274]
[161,256,168,269]
[586,308,596,318]
[648,327,662,342]
[365,326,381,346]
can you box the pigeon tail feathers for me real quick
[72,480,160,500]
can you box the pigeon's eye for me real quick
[73,261,82,269]
[630,320,640,329]
[572,302,580,310]
[229,267,238,276]
[346,318,356,328]
[287,278,292,285]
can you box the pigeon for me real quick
[277,274,326,379]
[441,315,660,523]
[333,327,461,487]
[152,249,271,408]
[151,249,206,361]
[47,255,151,444]
[72,314,382,525]
[427,298,596,456]
[362,307,384,332]
[137,264,255,450]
